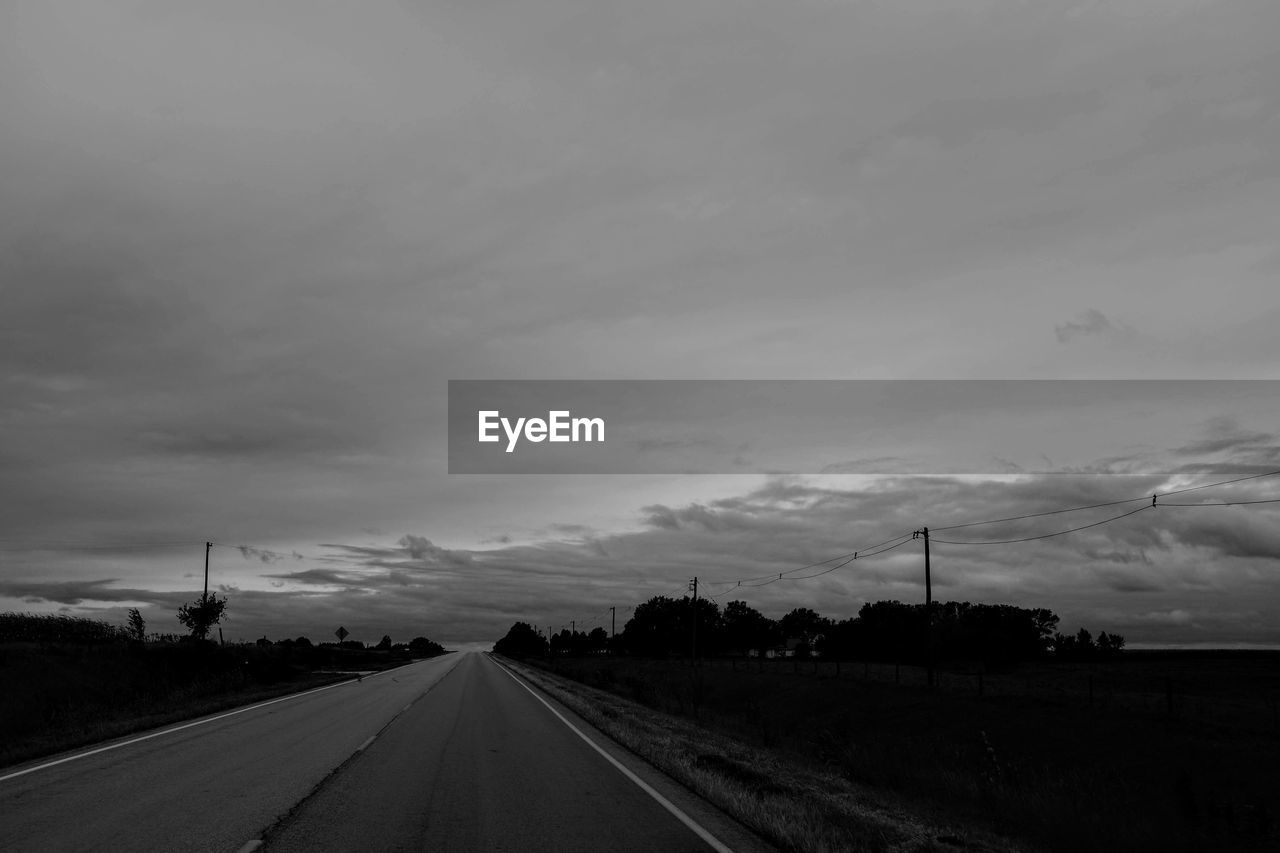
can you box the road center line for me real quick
[490,656,736,853]
[0,666,402,784]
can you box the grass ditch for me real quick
[497,653,1027,853]
[510,655,1279,853]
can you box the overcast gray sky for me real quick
[2,0,1278,648]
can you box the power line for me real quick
[784,536,917,579]
[1159,469,1280,496]
[702,531,917,595]
[930,497,1148,531]
[931,469,1280,531]
[1157,498,1280,507]
[929,504,1153,545]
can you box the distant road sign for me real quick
[335,626,349,641]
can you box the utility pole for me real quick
[915,527,934,687]
[571,620,575,636]
[610,606,616,640]
[202,541,213,641]
[689,576,699,662]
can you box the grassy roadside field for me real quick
[0,638,434,770]
[497,653,1030,853]
[512,653,1279,853]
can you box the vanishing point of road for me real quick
[0,652,773,853]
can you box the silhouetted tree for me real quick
[126,608,146,642]
[816,616,860,659]
[722,600,777,657]
[931,602,1059,663]
[493,622,547,658]
[409,636,444,656]
[620,596,682,657]
[1052,626,1124,659]
[176,593,227,640]
[780,607,833,656]
[375,634,392,651]
[1097,631,1125,656]
[620,595,721,657]
[855,600,925,661]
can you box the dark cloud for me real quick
[1175,416,1277,457]
[1055,309,1121,343]
[0,579,180,607]
[1160,511,1280,560]
[819,457,915,475]
[1095,570,1164,594]
[260,569,365,587]
[397,535,473,567]
[317,544,404,560]
[547,524,594,536]
[234,545,292,563]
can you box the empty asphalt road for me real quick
[0,652,765,853]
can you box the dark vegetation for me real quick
[175,592,227,640]
[496,599,1277,852]
[0,612,447,769]
[496,596,1123,664]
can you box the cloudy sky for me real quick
[2,0,1278,649]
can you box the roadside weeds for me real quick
[497,655,1032,853]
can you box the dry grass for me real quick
[522,655,1280,852]
[498,654,1031,853]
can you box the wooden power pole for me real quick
[690,576,699,662]
[920,527,934,687]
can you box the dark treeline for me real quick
[0,612,447,659]
[494,597,1125,665]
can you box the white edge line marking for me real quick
[490,657,735,853]
[356,735,376,752]
[235,840,264,853]
[0,667,400,784]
